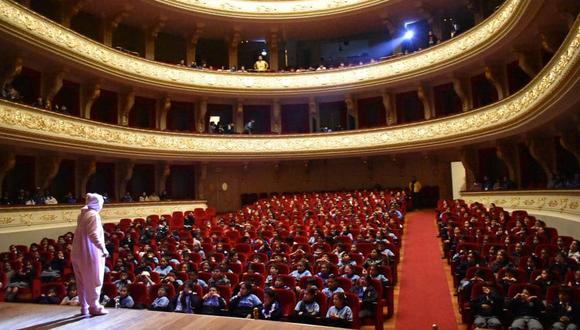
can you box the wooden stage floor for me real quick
[0,303,345,330]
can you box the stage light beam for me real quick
[403,30,414,40]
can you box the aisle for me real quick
[395,211,458,330]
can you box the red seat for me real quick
[272,289,296,317]
[275,274,296,289]
[128,283,148,307]
[241,273,264,287]
[225,273,240,287]
[344,292,361,329]
[235,243,251,254]
[248,262,266,275]
[335,276,353,292]
[299,276,324,290]
[216,285,232,302]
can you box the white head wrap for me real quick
[85,193,104,212]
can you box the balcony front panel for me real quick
[0,20,578,160]
[147,0,386,19]
[0,0,538,97]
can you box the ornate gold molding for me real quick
[460,190,580,221]
[0,0,536,96]
[0,18,578,160]
[0,200,208,232]
[148,0,386,19]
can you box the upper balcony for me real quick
[0,0,548,97]
[0,14,578,160]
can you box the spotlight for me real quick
[403,30,414,40]
[261,50,267,56]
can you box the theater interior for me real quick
[0,0,578,329]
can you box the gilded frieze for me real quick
[0,0,528,96]
[461,191,580,218]
[0,201,207,231]
[151,0,386,18]
[0,18,577,159]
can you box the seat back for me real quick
[272,288,296,317]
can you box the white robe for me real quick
[71,193,108,314]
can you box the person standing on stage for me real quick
[71,193,109,316]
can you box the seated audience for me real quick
[114,286,135,309]
[60,285,79,306]
[507,288,544,330]
[293,287,321,323]
[201,285,227,315]
[547,288,578,330]
[229,282,262,318]
[258,289,282,321]
[350,276,378,319]
[325,292,353,328]
[174,281,201,313]
[469,282,503,329]
[149,286,171,311]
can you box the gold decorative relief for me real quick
[0,14,578,161]
[151,0,386,19]
[0,201,207,232]
[461,190,580,219]
[0,0,533,96]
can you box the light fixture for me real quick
[403,30,414,40]
[261,49,267,56]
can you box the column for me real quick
[100,10,130,47]
[36,156,62,190]
[345,94,358,129]
[308,97,319,132]
[271,99,281,134]
[234,100,244,134]
[157,96,171,130]
[186,24,204,66]
[145,19,166,60]
[417,83,434,120]
[41,70,66,106]
[484,65,508,100]
[465,0,485,24]
[156,162,171,195]
[197,163,208,200]
[0,152,16,196]
[76,158,96,198]
[382,90,396,125]
[116,160,135,200]
[560,132,580,164]
[268,30,279,71]
[80,81,101,119]
[526,137,557,186]
[118,88,135,126]
[496,142,520,187]
[228,30,241,70]
[451,76,472,112]
[459,147,478,188]
[59,0,89,28]
[195,97,207,133]
[0,56,22,89]
[514,48,543,78]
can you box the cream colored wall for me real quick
[200,154,453,212]
[461,190,580,237]
[451,161,467,200]
[0,200,207,250]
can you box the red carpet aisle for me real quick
[395,211,458,330]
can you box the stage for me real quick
[0,303,343,330]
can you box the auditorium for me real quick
[0,0,578,329]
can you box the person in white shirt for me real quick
[60,285,80,306]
